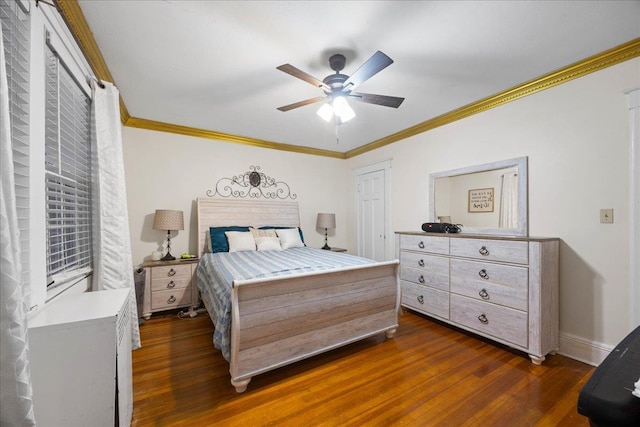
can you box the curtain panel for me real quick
[91,81,141,349]
[0,21,36,426]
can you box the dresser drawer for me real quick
[151,288,192,310]
[400,252,449,291]
[151,276,191,292]
[450,294,527,347]
[399,234,449,255]
[450,238,528,265]
[401,281,449,319]
[151,263,191,279]
[450,258,528,311]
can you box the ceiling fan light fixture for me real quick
[317,103,333,122]
[333,96,355,123]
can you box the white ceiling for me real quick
[77,0,640,154]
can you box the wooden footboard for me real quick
[229,260,399,393]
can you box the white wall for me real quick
[346,58,640,362]
[122,58,639,364]
[122,128,349,264]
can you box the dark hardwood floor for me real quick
[131,309,594,426]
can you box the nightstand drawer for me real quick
[151,276,191,292]
[450,294,527,347]
[399,234,449,255]
[152,264,191,279]
[151,288,192,310]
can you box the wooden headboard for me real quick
[196,198,300,256]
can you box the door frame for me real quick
[353,159,392,260]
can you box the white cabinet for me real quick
[396,232,559,365]
[28,288,133,427]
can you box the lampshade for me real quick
[316,97,355,124]
[153,210,184,231]
[316,213,336,229]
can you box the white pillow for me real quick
[255,236,282,251]
[276,228,304,249]
[225,231,256,252]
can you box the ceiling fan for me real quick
[276,51,404,124]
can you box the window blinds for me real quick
[44,39,92,285]
[1,0,31,295]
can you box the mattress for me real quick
[196,247,375,360]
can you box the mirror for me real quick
[429,157,528,237]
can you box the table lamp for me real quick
[316,213,336,250]
[153,209,184,261]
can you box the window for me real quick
[1,0,30,304]
[44,35,92,287]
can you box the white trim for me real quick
[352,159,393,260]
[558,331,613,367]
[628,88,640,329]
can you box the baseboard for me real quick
[558,331,613,366]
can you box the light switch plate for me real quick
[600,208,614,224]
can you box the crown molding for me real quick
[345,37,640,158]
[57,0,639,159]
[125,117,346,159]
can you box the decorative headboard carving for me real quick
[206,166,297,200]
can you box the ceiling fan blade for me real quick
[277,64,329,90]
[277,96,326,112]
[349,92,404,108]
[342,51,394,92]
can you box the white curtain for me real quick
[91,81,141,350]
[0,22,36,426]
[499,171,519,229]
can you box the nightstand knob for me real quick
[418,259,425,267]
[478,269,489,280]
[417,295,424,305]
[479,246,490,256]
[418,241,425,249]
[167,268,176,277]
[477,314,489,324]
[167,295,176,304]
[167,281,176,289]
[418,275,425,284]
[479,288,490,300]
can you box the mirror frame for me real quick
[429,156,528,237]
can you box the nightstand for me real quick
[328,247,347,253]
[141,258,199,319]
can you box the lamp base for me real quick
[321,243,331,250]
[161,252,176,261]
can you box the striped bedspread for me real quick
[196,247,375,361]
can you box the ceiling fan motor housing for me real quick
[322,73,349,95]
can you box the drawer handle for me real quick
[417,295,424,305]
[418,241,425,249]
[167,281,176,289]
[479,288,490,300]
[479,246,490,256]
[477,314,489,324]
[167,268,176,277]
[167,295,176,304]
[418,259,425,267]
[478,269,489,280]
[418,275,425,284]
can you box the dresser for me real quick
[396,232,559,364]
[142,258,199,319]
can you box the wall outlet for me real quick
[600,208,614,224]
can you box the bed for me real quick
[195,198,400,393]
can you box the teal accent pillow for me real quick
[259,226,305,245]
[210,226,250,252]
